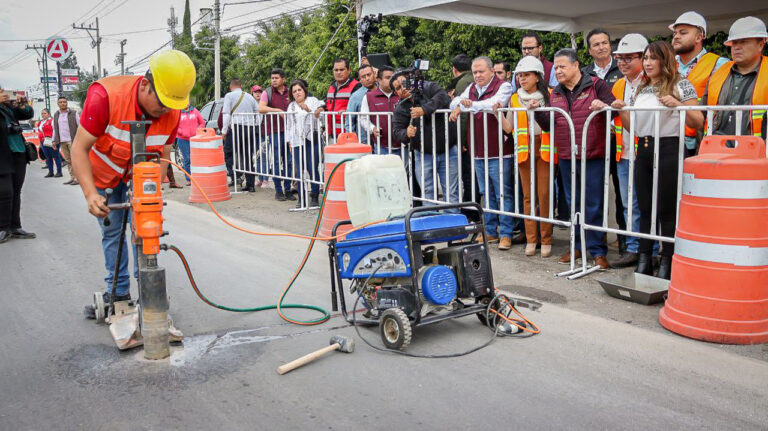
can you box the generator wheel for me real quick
[379,308,412,350]
[93,292,106,324]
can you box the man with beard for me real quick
[670,11,729,156]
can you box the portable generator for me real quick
[327,203,497,350]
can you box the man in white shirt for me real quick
[449,56,523,250]
[52,96,80,185]
[221,78,260,191]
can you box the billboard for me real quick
[61,76,79,84]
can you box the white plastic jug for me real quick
[344,154,412,226]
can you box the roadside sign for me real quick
[61,76,79,84]
[62,84,77,92]
[40,76,57,83]
[61,68,79,76]
[45,37,72,62]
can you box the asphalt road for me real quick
[1,170,767,430]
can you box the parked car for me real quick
[198,98,224,134]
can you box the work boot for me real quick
[498,237,512,250]
[558,250,581,264]
[83,292,132,319]
[476,235,499,244]
[610,252,638,268]
[635,253,654,276]
[309,193,320,208]
[656,256,672,280]
[593,256,610,270]
[10,228,35,239]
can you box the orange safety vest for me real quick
[706,56,768,138]
[509,93,554,163]
[682,52,721,138]
[89,76,180,189]
[610,78,640,161]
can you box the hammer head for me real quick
[330,335,355,353]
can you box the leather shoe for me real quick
[635,253,654,275]
[284,192,297,201]
[63,179,74,185]
[656,256,672,280]
[510,232,526,244]
[246,186,256,193]
[275,192,287,201]
[70,179,79,185]
[610,252,638,268]
[10,228,36,239]
[54,172,62,177]
[558,250,581,264]
[309,194,320,207]
[44,172,54,178]
[594,255,610,270]
[0,230,10,244]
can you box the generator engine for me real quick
[334,213,494,321]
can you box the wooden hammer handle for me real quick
[277,343,340,375]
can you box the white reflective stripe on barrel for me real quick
[324,152,369,164]
[191,139,223,149]
[325,190,346,201]
[191,165,227,174]
[682,173,768,199]
[675,237,768,267]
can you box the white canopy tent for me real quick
[360,0,768,37]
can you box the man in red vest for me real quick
[72,50,195,317]
[324,58,361,141]
[360,66,400,155]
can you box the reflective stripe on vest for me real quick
[510,93,554,163]
[684,52,721,138]
[706,56,768,137]
[91,147,125,176]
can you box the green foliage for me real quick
[177,0,735,106]
[182,0,192,42]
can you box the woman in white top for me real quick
[617,41,703,279]
[285,80,325,208]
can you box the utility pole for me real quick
[214,0,221,100]
[73,18,102,78]
[26,44,50,111]
[168,6,178,48]
[115,39,127,75]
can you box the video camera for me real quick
[358,14,382,58]
[402,59,430,95]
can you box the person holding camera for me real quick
[391,69,459,213]
[0,86,35,244]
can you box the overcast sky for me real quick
[0,0,322,90]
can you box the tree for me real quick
[182,0,192,42]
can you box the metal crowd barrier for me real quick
[231,111,325,210]
[568,104,768,279]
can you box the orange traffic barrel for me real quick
[189,128,231,203]
[659,135,768,344]
[318,133,371,240]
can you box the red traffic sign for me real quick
[45,37,72,62]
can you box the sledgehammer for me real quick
[277,335,355,375]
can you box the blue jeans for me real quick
[42,145,61,174]
[97,182,138,296]
[474,157,519,238]
[270,132,292,193]
[292,139,321,195]
[560,158,607,258]
[414,146,460,213]
[176,138,190,181]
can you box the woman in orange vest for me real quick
[618,41,703,279]
[71,50,196,317]
[495,56,555,257]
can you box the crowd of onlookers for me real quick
[5,12,765,282]
[216,12,767,281]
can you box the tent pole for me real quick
[570,32,578,50]
[356,0,363,64]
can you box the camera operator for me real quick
[0,86,34,244]
[391,69,460,213]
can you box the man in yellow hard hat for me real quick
[71,49,196,318]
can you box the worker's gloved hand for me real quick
[87,193,110,218]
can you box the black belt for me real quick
[637,136,677,148]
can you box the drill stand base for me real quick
[93,291,183,351]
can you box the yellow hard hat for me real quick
[148,49,196,110]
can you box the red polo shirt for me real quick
[80,82,178,144]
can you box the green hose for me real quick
[169,159,355,325]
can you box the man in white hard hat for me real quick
[702,16,768,139]
[670,11,729,156]
[607,33,649,269]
